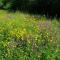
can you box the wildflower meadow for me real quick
[0,10,60,60]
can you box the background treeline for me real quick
[0,0,60,17]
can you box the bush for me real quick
[0,0,4,8]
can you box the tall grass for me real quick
[0,10,60,60]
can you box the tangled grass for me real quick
[0,10,60,60]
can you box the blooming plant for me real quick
[0,10,59,60]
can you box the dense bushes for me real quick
[0,0,60,17]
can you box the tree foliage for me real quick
[0,0,60,17]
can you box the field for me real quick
[0,10,60,60]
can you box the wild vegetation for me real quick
[0,0,60,60]
[0,10,60,60]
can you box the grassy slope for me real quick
[0,10,60,60]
